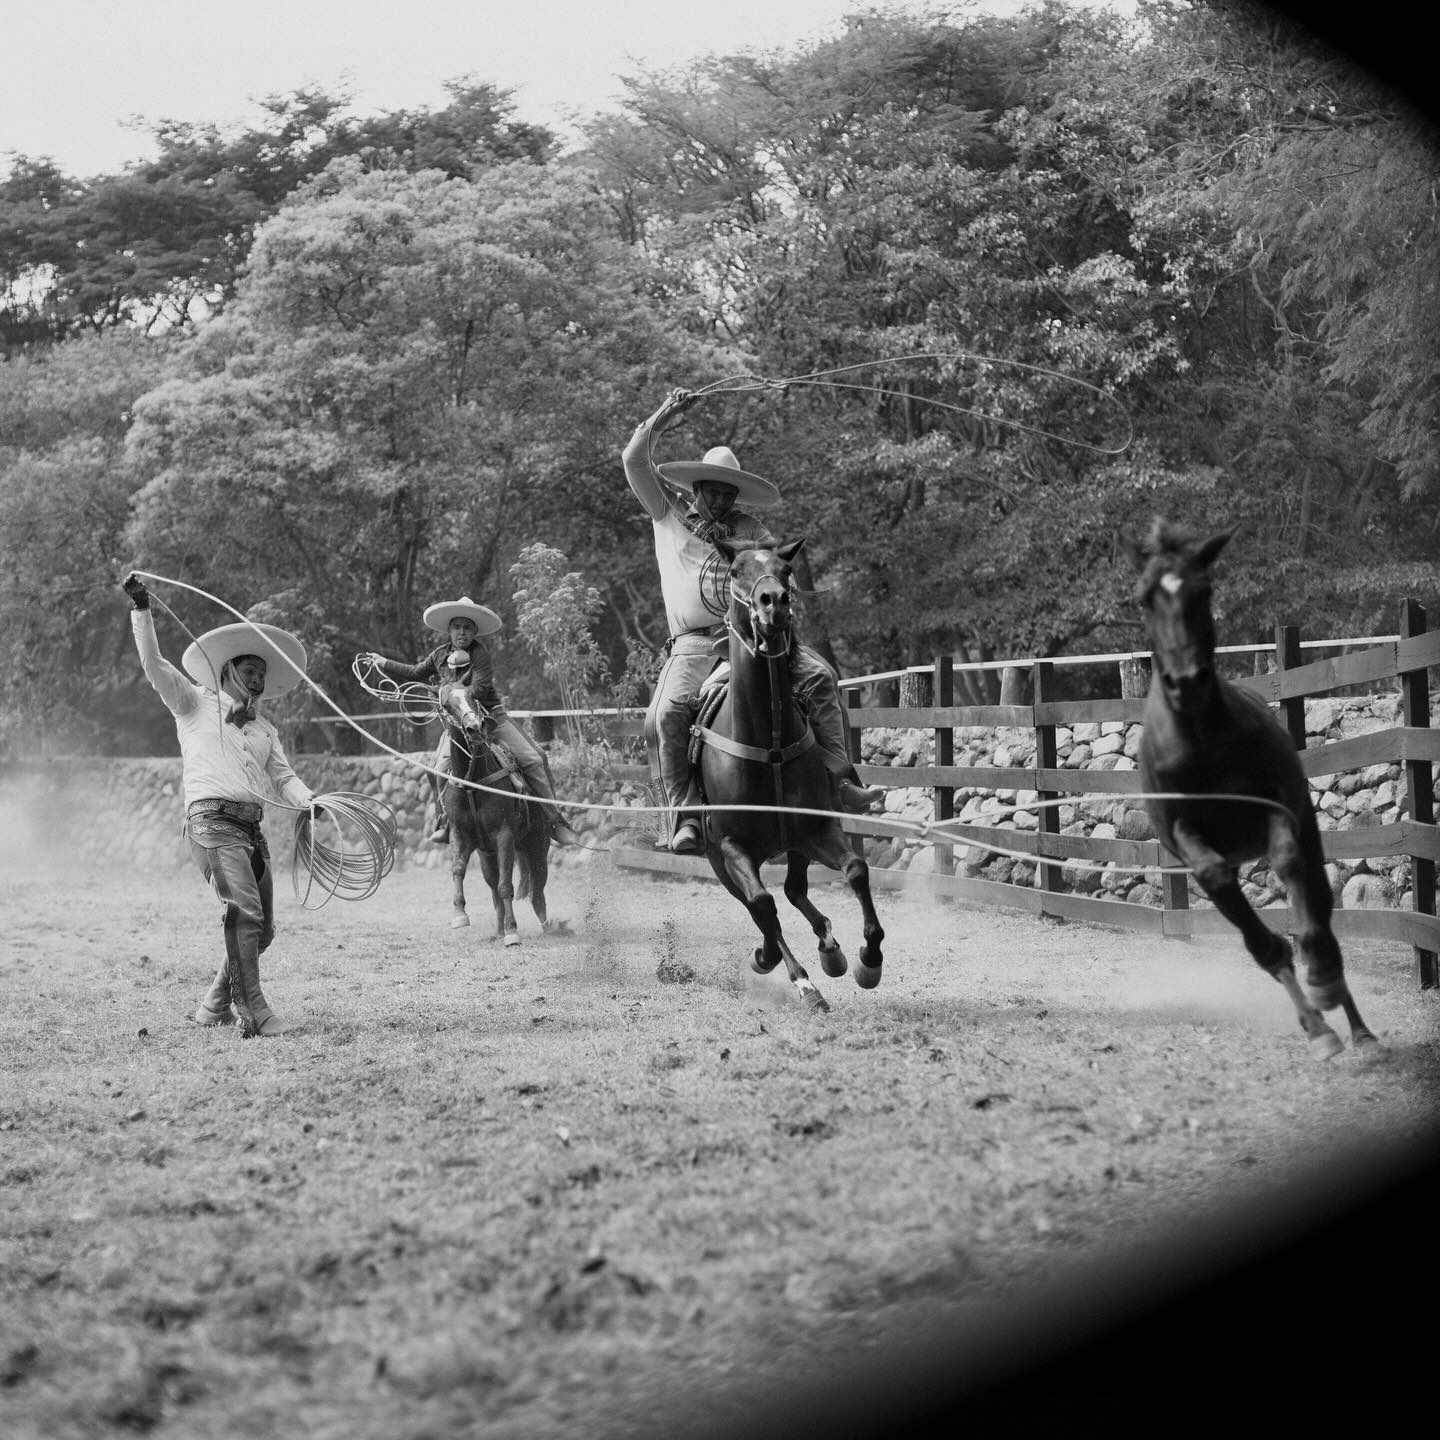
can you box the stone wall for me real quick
[6,690,1436,918]
[858,692,1438,915]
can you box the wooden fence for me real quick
[613,601,1440,989]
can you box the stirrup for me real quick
[670,820,702,854]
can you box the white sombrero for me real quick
[182,623,308,697]
[656,446,781,509]
[422,596,503,636]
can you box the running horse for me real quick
[438,681,552,944]
[694,538,885,1013]
[1130,518,1376,1059]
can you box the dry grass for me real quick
[2,817,1438,1438]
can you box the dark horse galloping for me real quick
[1130,519,1375,1059]
[439,682,552,945]
[694,538,885,1013]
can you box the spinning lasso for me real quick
[652,351,1135,458]
[127,573,1290,885]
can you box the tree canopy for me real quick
[2,1,1436,754]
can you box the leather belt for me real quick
[187,798,264,824]
[675,624,726,639]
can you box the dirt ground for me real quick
[2,805,1439,1437]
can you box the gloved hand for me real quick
[122,573,150,610]
[659,387,697,424]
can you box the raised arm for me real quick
[622,387,698,520]
[123,574,198,717]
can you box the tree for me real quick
[120,157,723,739]
[0,80,557,353]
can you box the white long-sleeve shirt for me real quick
[623,427,775,637]
[130,609,315,813]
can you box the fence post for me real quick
[846,687,865,858]
[1032,660,1063,906]
[934,656,954,878]
[1400,599,1437,989]
[1275,624,1306,750]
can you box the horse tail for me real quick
[516,850,533,902]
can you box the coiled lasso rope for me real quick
[291,791,399,908]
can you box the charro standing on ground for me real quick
[357,597,582,849]
[623,387,883,853]
[122,572,317,1038]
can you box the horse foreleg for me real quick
[715,837,829,1014]
[449,830,472,929]
[807,829,886,989]
[480,841,520,947]
[783,852,846,978]
[1269,814,1378,1050]
[1172,821,1342,1060]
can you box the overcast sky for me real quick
[2,0,964,177]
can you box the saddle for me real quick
[474,737,529,793]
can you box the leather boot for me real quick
[192,962,235,1026]
[227,950,290,1038]
[838,776,885,813]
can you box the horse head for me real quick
[440,680,494,745]
[1129,517,1234,716]
[715,537,806,658]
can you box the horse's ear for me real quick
[713,536,743,563]
[777,537,807,563]
[1194,529,1235,570]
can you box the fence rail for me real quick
[612,601,1440,989]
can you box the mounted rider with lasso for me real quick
[623,387,883,854]
[356,596,583,850]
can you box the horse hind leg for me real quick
[1273,824,1379,1051]
[808,831,885,989]
[1190,846,1343,1061]
[784,852,846,978]
[478,846,520,947]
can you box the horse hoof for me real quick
[1308,1028,1345,1061]
[451,914,470,929]
[853,959,882,991]
[751,947,781,975]
[503,932,522,948]
[1352,1031,1382,1051]
[819,942,848,978]
[801,989,831,1015]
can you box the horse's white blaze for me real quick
[1160,572,1183,595]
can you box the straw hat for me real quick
[657,446,781,509]
[182,622,308,696]
[422,596,503,635]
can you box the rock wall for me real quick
[6,690,1436,918]
[857,692,1438,914]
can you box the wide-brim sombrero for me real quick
[657,446,781,509]
[423,596,503,636]
[182,622,308,696]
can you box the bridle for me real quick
[726,567,796,662]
